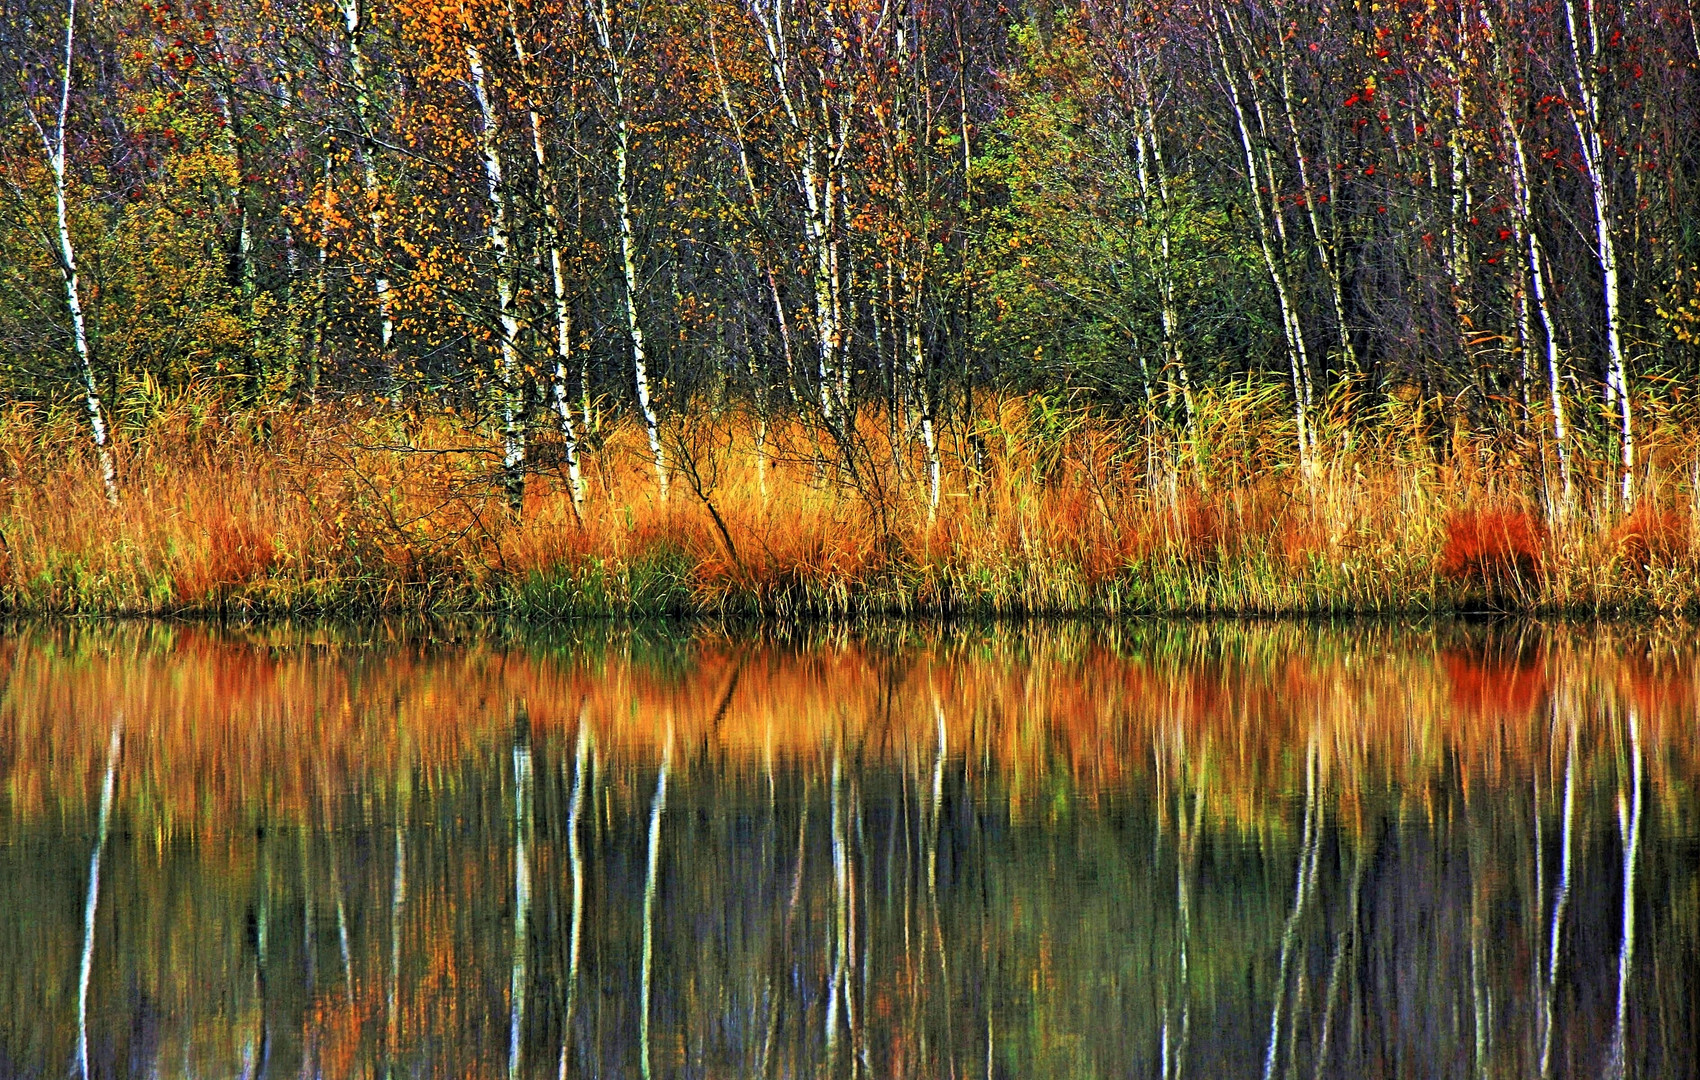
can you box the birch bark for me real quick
[30,0,117,503]
[590,0,667,499]
[337,0,397,381]
[506,0,584,508]
[1210,9,1314,473]
[466,39,527,512]
[744,0,849,428]
[1561,0,1634,508]
[1270,11,1355,381]
[1479,0,1571,507]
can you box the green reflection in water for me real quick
[0,619,1697,1078]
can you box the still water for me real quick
[1,621,1696,1078]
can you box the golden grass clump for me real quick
[0,385,1697,616]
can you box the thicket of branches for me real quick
[3,0,1698,511]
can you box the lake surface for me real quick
[1,620,1696,1079]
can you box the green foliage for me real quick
[972,21,1264,412]
[0,91,296,409]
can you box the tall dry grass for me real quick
[0,384,1696,615]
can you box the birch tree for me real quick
[1560,0,1635,509]
[22,0,118,502]
[505,0,585,509]
[1208,3,1316,472]
[865,0,943,513]
[464,31,527,511]
[736,0,856,430]
[336,0,398,381]
[589,0,666,499]
[1478,0,1571,508]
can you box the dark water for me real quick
[1,621,1697,1078]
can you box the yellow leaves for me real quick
[1657,264,1700,346]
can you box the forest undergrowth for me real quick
[2,386,1697,618]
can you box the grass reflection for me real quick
[0,620,1695,1077]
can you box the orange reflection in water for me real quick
[3,620,1695,832]
[3,619,1698,1079]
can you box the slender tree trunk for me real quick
[32,0,117,504]
[217,89,258,347]
[1211,11,1313,473]
[1562,0,1634,508]
[808,138,839,426]
[1130,69,1204,482]
[203,48,267,408]
[1478,0,1571,506]
[305,137,333,404]
[745,0,847,429]
[1510,130,1571,509]
[590,0,666,499]
[337,0,396,385]
[1273,32,1355,382]
[901,269,941,518]
[616,112,665,500]
[466,40,527,513]
[1225,9,1318,422]
[508,3,584,510]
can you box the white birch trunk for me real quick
[1211,12,1313,473]
[1562,0,1634,508]
[467,40,527,512]
[1273,30,1355,377]
[1510,123,1572,509]
[337,0,395,371]
[1480,0,1574,509]
[591,0,667,500]
[745,0,845,427]
[1131,80,1201,450]
[506,5,584,509]
[32,0,117,504]
[905,277,940,518]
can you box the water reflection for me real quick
[0,620,1696,1078]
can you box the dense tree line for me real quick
[2,0,1698,510]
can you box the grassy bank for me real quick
[1,387,1697,617]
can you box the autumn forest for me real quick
[3,0,1700,613]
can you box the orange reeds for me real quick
[1611,502,1694,572]
[1437,507,1546,601]
[1,388,1697,615]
